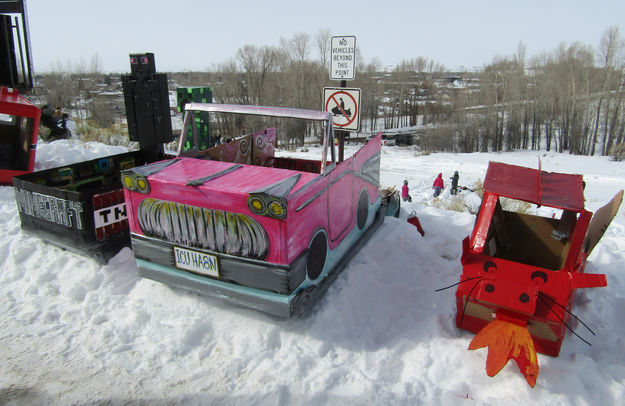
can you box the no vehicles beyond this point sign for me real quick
[324,87,361,132]
[330,35,356,80]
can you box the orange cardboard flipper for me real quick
[469,319,539,387]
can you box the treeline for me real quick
[169,31,453,146]
[432,26,625,157]
[37,27,625,157]
[171,27,625,156]
[34,53,119,128]
[171,30,343,145]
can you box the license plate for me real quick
[173,246,219,278]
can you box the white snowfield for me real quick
[1,139,624,405]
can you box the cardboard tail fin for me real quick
[469,319,539,387]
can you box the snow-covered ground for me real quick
[0,139,624,405]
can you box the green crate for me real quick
[176,87,213,151]
[176,87,213,112]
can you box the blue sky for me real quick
[26,0,625,73]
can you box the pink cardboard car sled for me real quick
[122,103,386,317]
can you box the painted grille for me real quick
[138,198,268,260]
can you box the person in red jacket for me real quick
[402,180,412,202]
[432,173,444,197]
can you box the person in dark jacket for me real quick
[450,171,459,195]
[40,105,71,141]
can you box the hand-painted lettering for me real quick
[174,246,219,277]
[94,203,128,228]
[14,188,84,230]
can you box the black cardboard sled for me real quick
[13,151,147,263]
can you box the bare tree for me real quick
[315,29,331,76]
[596,26,625,155]
[87,98,115,127]
[356,58,382,132]
[236,45,278,106]
[38,59,77,111]
[480,57,520,151]
[90,53,104,76]
[313,29,332,113]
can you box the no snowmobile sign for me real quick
[330,36,356,80]
[324,87,361,131]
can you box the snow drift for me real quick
[0,140,624,405]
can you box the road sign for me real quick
[324,87,361,132]
[330,36,356,80]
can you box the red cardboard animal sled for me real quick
[456,161,623,386]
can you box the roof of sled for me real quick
[483,161,585,211]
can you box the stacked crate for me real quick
[176,87,213,151]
